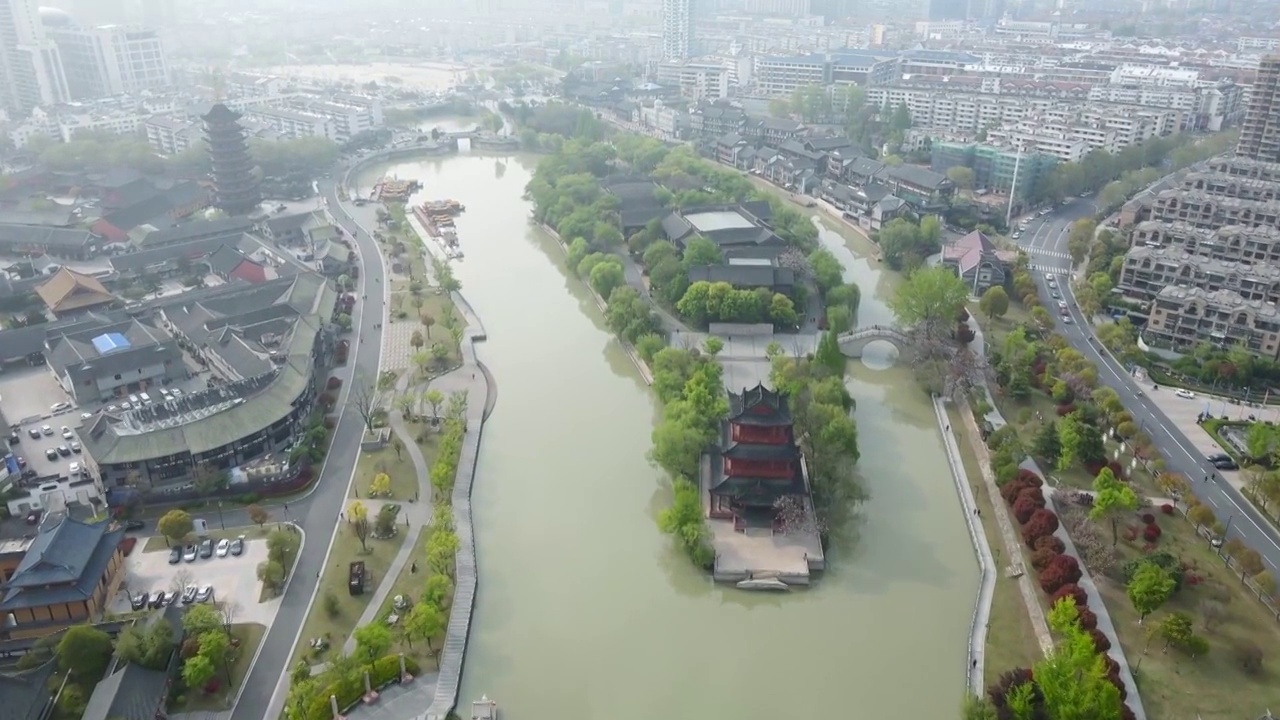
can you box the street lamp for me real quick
[216,500,226,530]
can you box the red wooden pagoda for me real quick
[708,382,809,531]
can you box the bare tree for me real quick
[351,372,380,433]
[170,568,194,596]
[220,599,242,636]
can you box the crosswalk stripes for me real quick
[1029,249,1072,260]
[1030,263,1070,273]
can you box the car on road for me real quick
[1063,316,1074,324]
[1175,389,1196,399]
[182,585,198,604]
[50,402,71,413]
[1212,457,1239,470]
[183,544,198,562]
[1050,290,1060,299]
[216,538,230,557]
[230,536,245,556]
[196,585,214,603]
[131,593,149,611]
[199,538,214,559]
[169,546,182,564]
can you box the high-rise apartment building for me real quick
[1237,55,1280,163]
[0,1,70,115]
[46,23,170,100]
[662,0,692,61]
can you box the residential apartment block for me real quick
[753,52,897,95]
[1146,285,1280,358]
[655,61,731,101]
[1119,245,1280,305]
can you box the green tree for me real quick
[198,629,232,683]
[1034,599,1123,720]
[588,258,626,298]
[1158,611,1194,652]
[182,655,216,691]
[658,478,713,567]
[183,603,223,637]
[979,286,1009,319]
[1090,467,1138,545]
[814,331,846,376]
[947,166,976,191]
[352,622,392,662]
[1127,561,1176,623]
[702,337,724,356]
[889,265,970,340]
[1033,421,1061,465]
[157,509,194,546]
[403,601,444,651]
[961,695,998,720]
[682,236,723,267]
[423,389,445,421]
[56,625,112,681]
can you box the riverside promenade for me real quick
[932,395,997,695]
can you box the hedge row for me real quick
[302,654,422,720]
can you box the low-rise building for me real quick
[46,317,185,403]
[0,514,125,640]
[35,267,117,317]
[943,230,1014,294]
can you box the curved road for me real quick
[1021,203,1280,575]
[228,171,388,720]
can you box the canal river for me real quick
[354,151,978,719]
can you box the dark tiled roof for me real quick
[687,264,795,289]
[0,224,98,250]
[141,217,254,248]
[81,662,168,720]
[885,164,951,191]
[728,382,792,425]
[0,659,56,720]
[0,515,123,610]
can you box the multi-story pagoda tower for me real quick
[202,103,261,216]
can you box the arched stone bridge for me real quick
[837,325,914,360]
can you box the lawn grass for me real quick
[351,443,421,502]
[142,524,273,553]
[370,525,446,670]
[948,406,1046,683]
[177,622,267,712]
[290,508,407,666]
[1092,509,1280,720]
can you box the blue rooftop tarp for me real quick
[91,332,131,355]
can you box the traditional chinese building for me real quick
[203,103,261,216]
[707,383,809,531]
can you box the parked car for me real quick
[230,536,245,556]
[60,426,73,439]
[1212,457,1239,470]
[50,402,71,413]
[216,538,230,557]
[70,441,81,453]
[40,425,53,436]
[199,538,215,558]
[80,412,93,420]
[27,428,40,439]
[25,510,41,525]
[56,445,70,457]
[7,431,19,445]
[149,592,167,609]
[183,544,198,562]
[166,591,180,606]
[182,585,198,604]
[196,585,214,603]
[169,546,183,564]
[131,593,150,611]
[125,520,145,531]
[45,448,58,461]
[1175,389,1196,399]
[171,388,183,397]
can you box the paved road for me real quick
[1025,206,1280,575]
[228,176,388,720]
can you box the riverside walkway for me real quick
[931,395,997,695]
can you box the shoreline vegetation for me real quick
[519,107,864,567]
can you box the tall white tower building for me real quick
[661,0,692,60]
[47,24,171,100]
[0,1,70,115]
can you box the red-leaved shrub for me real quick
[1039,555,1083,595]
[1013,494,1044,524]
[1090,629,1112,653]
[1141,513,1156,525]
[1034,535,1065,555]
[1122,705,1136,720]
[1018,486,1046,506]
[1051,583,1088,607]
[1160,503,1174,515]
[1022,509,1060,547]
[1143,524,1162,542]
[1001,478,1032,505]
[1016,469,1044,487]
[1031,546,1060,572]
[1055,403,1077,416]
[1107,460,1126,478]
[986,668,1037,711]
[1078,607,1098,631]
[1084,459,1105,477]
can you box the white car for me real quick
[69,461,80,475]
[1175,389,1196,399]
[215,538,230,557]
[80,412,93,420]
[61,426,73,439]
[50,402,71,413]
[40,425,53,436]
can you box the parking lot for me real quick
[108,533,281,625]
[0,366,71,424]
